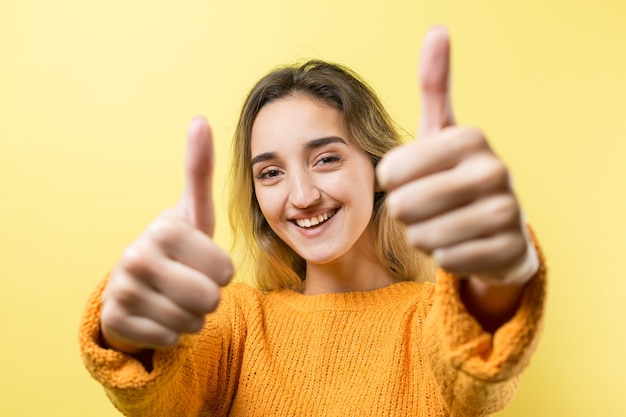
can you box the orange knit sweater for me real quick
[79,250,545,417]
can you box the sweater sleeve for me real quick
[78,277,247,417]
[423,229,547,416]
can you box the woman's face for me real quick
[250,95,377,266]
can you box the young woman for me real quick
[79,27,545,416]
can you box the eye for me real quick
[256,167,283,181]
[315,154,341,166]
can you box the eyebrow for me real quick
[251,136,347,166]
[305,136,347,150]
[250,152,276,167]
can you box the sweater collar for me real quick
[273,281,428,312]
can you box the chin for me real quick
[296,249,341,265]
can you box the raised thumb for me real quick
[179,116,216,237]
[418,26,456,139]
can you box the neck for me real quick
[301,249,398,295]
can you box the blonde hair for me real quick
[229,60,428,291]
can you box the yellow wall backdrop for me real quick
[2,0,625,415]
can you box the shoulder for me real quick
[221,281,266,307]
[400,280,437,311]
[223,281,263,296]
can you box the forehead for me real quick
[250,95,347,154]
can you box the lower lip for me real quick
[293,210,338,237]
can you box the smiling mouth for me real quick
[293,209,338,229]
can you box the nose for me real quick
[288,171,321,208]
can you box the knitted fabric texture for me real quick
[79,244,546,417]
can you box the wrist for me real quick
[460,276,527,332]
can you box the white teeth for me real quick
[295,210,335,228]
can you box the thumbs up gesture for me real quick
[100,117,234,353]
[377,27,536,286]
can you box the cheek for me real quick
[328,167,376,201]
[254,187,282,223]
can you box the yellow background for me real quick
[2,0,625,415]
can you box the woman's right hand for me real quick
[100,117,234,354]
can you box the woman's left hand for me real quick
[376,26,536,287]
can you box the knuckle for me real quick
[147,216,187,247]
[488,195,520,226]
[465,126,487,147]
[180,277,223,314]
[100,302,128,333]
[449,126,487,154]
[119,243,152,275]
[469,157,509,192]
[108,278,143,307]
[487,159,509,185]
